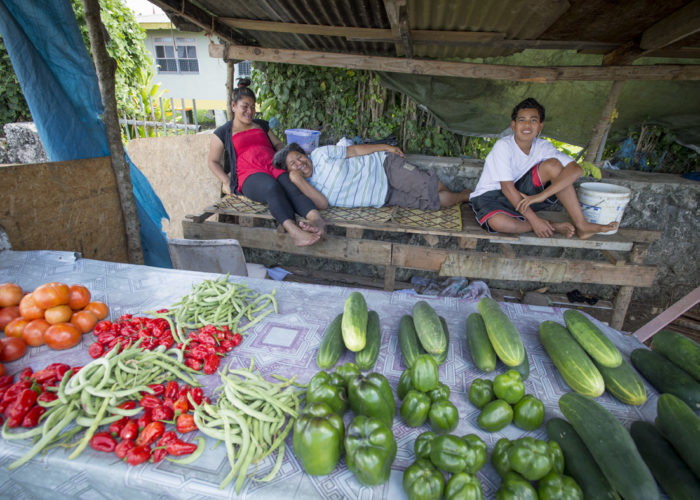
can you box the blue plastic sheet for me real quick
[0,0,172,267]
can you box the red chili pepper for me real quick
[184,358,202,371]
[31,369,56,385]
[139,394,162,409]
[158,336,174,349]
[164,381,179,400]
[162,397,175,411]
[232,333,242,346]
[118,400,137,410]
[88,342,105,359]
[189,387,203,406]
[203,353,220,375]
[220,340,235,351]
[151,405,174,422]
[137,408,152,429]
[173,396,189,415]
[177,385,190,399]
[166,439,198,456]
[147,383,165,397]
[115,438,135,459]
[38,392,58,403]
[135,421,165,447]
[152,431,178,463]
[109,416,129,436]
[140,337,157,350]
[90,431,117,452]
[120,419,139,440]
[96,331,116,344]
[93,320,113,335]
[197,332,217,346]
[176,413,197,434]
[47,363,70,381]
[5,388,38,428]
[21,405,46,428]
[156,308,169,313]
[0,375,14,389]
[126,444,152,466]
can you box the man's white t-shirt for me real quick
[308,145,388,208]
[470,136,574,199]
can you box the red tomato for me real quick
[0,283,23,307]
[44,322,82,350]
[22,318,50,347]
[68,285,91,310]
[44,304,73,324]
[19,293,45,321]
[4,317,28,338]
[84,301,109,320]
[0,337,27,362]
[0,306,21,331]
[71,310,98,334]
[0,363,5,376]
[32,282,70,309]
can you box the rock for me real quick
[2,122,49,164]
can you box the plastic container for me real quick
[285,129,320,154]
[578,182,631,235]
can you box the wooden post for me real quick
[225,58,234,121]
[610,243,648,330]
[82,0,143,264]
[584,80,626,163]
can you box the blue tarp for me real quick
[0,0,172,267]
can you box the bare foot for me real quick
[300,216,326,236]
[553,222,575,238]
[290,230,321,247]
[576,221,618,239]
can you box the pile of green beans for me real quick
[3,342,200,470]
[192,359,304,493]
[153,275,278,343]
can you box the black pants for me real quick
[241,172,317,225]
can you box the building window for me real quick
[236,61,252,78]
[154,37,199,74]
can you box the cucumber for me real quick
[512,348,530,381]
[429,317,450,365]
[316,313,345,369]
[398,315,425,368]
[477,297,524,367]
[656,393,700,479]
[630,420,700,500]
[559,392,659,500]
[355,310,380,371]
[412,301,447,355]
[539,321,605,397]
[652,329,700,382]
[546,418,620,500]
[466,312,497,372]
[595,358,647,406]
[630,348,700,411]
[341,291,368,352]
[563,309,622,368]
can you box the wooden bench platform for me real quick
[183,201,660,331]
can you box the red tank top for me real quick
[232,128,285,189]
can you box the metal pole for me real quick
[160,97,166,135]
[192,99,198,131]
[181,98,188,134]
[171,98,177,135]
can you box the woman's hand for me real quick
[222,183,231,195]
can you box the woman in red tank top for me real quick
[208,85,325,246]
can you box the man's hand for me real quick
[385,145,405,157]
[529,214,555,238]
[515,192,546,214]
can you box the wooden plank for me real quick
[423,234,440,247]
[633,286,700,342]
[281,265,413,290]
[391,245,657,287]
[490,234,634,251]
[185,212,214,223]
[346,227,364,239]
[640,0,700,50]
[611,243,649,330]
[601,250,625,266]
[239,215,255,227]
[211,43,700,82]
[617,228,662,243]
[458,237,478,249]
[182,220,392,265]
[384,265,396,291]
[383,0,410,57]
[501,244,516,259]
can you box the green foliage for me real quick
[0,36,31,128]
[252,63,495,158]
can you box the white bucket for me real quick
[578,182,631,235]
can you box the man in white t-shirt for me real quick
[470,98,618,239]
[273,143,470,211]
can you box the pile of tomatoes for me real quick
[0,282,109,370]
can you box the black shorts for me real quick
[470,163,559,232]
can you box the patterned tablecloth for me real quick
[0,250,658,499]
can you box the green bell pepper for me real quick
[306,371,348,415]
[428,382,451,402]
[491,438,513,478]
[400,390,432,427]
[344,415,397,486]
[493,369,525,405]
[468,378,494,409]
[292,402,345,475]
[414,431,437,460]
[402,458,445,500]
[496,471,538,500]
[429,434,469,473]
[538,471,584,500]
[397,368,414,400]
[412,354,440,392]
[548,440,565,475]
[512,394,544,431]
[477,399,513,432]
[461,433,487,474]
[335,362,361,387]
[428,398,459,433]
[445,472,484,500]
[347,372,396,428]
[507,436,553,481]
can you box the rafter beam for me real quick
[210,43,700,82]
[383,0,412,58]
[148,0,242,45]
[640,0,700,50]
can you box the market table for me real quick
[0,250,659,499]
